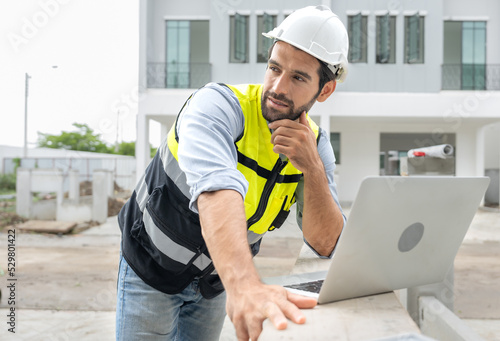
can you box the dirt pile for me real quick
[0,200,26,231]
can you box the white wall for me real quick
[148,0,211,63]
[209,0,323,84]
[331,0,443,93]
[138,0,500,202]
[137,88,500,201]
[329,118,492,203]
[484,122,500,169]
[334,121,380,203]
[310,90,500,202]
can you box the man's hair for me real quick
[267,41,335,96]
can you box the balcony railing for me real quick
[442,64,500,90]
[147,62,211,89]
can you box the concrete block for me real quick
[32,199,57,220]
[16,168,64,219]
[57,202,92,222]
[408,157,455,176]
[407,267,455,324]
[68,170,80,203]
[484,169,499,205]
[419,296,485,341]
[106,170,114,198]
[16,168,32,218]
[30,169,64,205]
[92,170,108,223]
[16,220,76,234]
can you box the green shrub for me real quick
[0,173,16,192]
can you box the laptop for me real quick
[264,176,490,304]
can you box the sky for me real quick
[0,0,148,149]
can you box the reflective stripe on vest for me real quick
[130,152,213,274]
[143,208,212,271]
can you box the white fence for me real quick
[3,156,136,191]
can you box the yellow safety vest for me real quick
[168,83,319,237]
[119,83,321,298]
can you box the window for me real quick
[230,13,249,63]
[462,21,486,90]
[330,133,341,165]
[162,20,210,89]
[257,13,276,63]
[405,14,424,63]
[166,21,190,88]
[348,14,368,63]
[442,21,486,90]
[376,14,396,64]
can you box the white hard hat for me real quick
[263,5,349,82]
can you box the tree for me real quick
[115,141,135,156]
[37,123,113,153]
[114,141,158,158]
[37,123,158,157]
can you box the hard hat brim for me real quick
[262,32,348,83]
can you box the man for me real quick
[116,5,349,341]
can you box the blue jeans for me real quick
[116,255,227,341]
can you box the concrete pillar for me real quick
[320,113,331,139]
[419,296,485,341]
[139,0,148,92]
[16,168,32,218]
[406,267,455,325]
[456,127,478,177]
[68,170,79,203]
[34,169,64,208]
[92,170,108,223]
[476,125,486,177]
[106,170,114,198]
[160,121,169,144]
[44,169,64,207]
[136,112,150,183]
[16,168,67,220]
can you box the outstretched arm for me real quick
[198,189,317,341]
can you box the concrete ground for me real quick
[0,207,499,340]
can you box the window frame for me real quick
[165,20,190,88]
[404,14,425,64]
[256,13,276,63]
[376,14,397,64]
[230,13,249,63]
[348,13,368,63]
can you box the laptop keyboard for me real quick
[284,279,324,294]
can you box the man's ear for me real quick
[317,80,336,103]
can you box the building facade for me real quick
[137,0,500,204]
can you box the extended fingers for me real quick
[276,298,308,325]
[264,301,288,330]
[287,292,318,310]
[266,292,314,328]
[234,302,285,341]
[231,288,317,340]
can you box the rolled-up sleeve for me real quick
[176,83,248,213]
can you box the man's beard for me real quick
[261,90,318,122]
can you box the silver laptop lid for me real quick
[318,176,489,304]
